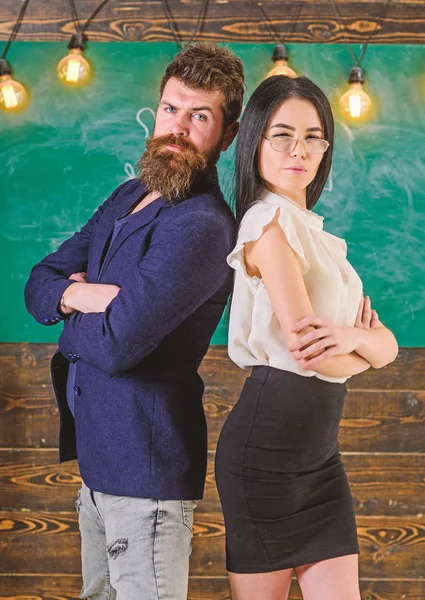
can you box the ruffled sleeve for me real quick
[227,203,310,288]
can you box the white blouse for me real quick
[227,188,363,383]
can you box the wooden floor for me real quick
[1,344,424,599]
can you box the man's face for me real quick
[137,77,238,201]
[153,77,231,157]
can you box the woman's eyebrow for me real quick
[270,123,295,131]
[270,123,324,133]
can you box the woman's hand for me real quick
[355,295,381,330]
[288,316,363,369]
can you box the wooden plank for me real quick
[0,344,58,448]
[1,511,424,578]
[1,1,425,44]
[1,344,425,449]
[199,346,425,391]
[1,575,424,600]
[2,450,425,517]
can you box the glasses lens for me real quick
[304,139,329,154]
[269,136,328,154]
[270,136,294,152]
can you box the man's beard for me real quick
[137,133,222,203]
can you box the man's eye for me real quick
[194,113,207,122]
[165,106,176,113]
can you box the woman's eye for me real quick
[273,133,292,139]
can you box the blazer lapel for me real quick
[98,196,170,277]
[91,180,146,279]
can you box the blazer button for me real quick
[73,386,82,396]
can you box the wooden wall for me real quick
[1,1,425,598]
[1,343,425,599]
[1,0,425,45]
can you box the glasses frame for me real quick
[262,135,330,155]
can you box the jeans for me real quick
[77,481,197,600]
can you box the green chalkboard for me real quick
[1,42,425,345]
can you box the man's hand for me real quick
[62,272,121,314]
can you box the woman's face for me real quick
[258,97,327,204]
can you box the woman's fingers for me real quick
[362,296,372,328]
[355,296,364,327]
[297,346,339,369]
[371,309,382,329]
[290,315,327,333]
[292,337,338,360]
[289,327,333,351]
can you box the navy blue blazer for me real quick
[24,176,236,499]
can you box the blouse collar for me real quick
[258,187,324,230]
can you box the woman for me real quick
[215,76,398,600]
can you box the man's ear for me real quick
[221,121,240,152]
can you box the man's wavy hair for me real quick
[159,42,246,129]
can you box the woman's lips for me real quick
[285,166,307,174]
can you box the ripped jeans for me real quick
[76,482,197,600]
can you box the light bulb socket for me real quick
[272,44,289,63]
[67,33,87,51]
[0,58,12,77]
[348,67,364,85]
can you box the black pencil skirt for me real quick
[215,366,359,573]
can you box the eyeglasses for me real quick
[262,135,330,155]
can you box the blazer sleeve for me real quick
[24,182,127,326]
[57,209,234,374]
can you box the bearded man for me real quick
[24,42,245,600]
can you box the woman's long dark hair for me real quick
[235,75,334,225]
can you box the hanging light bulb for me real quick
[339,67,373,120]
[0,59,28,112]
[266,44,297,79]
[57,33,92,87]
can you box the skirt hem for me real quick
[226,544,360,574]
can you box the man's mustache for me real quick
[148,134,198,154]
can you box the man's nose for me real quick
[169,114,190,136]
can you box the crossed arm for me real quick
[244,213,398,378]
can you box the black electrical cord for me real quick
[161,0,210,49]
[67,0,110,35]
[187,0,209,45]
[82,0,110,34]
[1,0,32,61]
[249,0,303,46]
[328,0,392,68]
[161,0,183,49]
[68,0,82,34]
[66,0,110,49]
